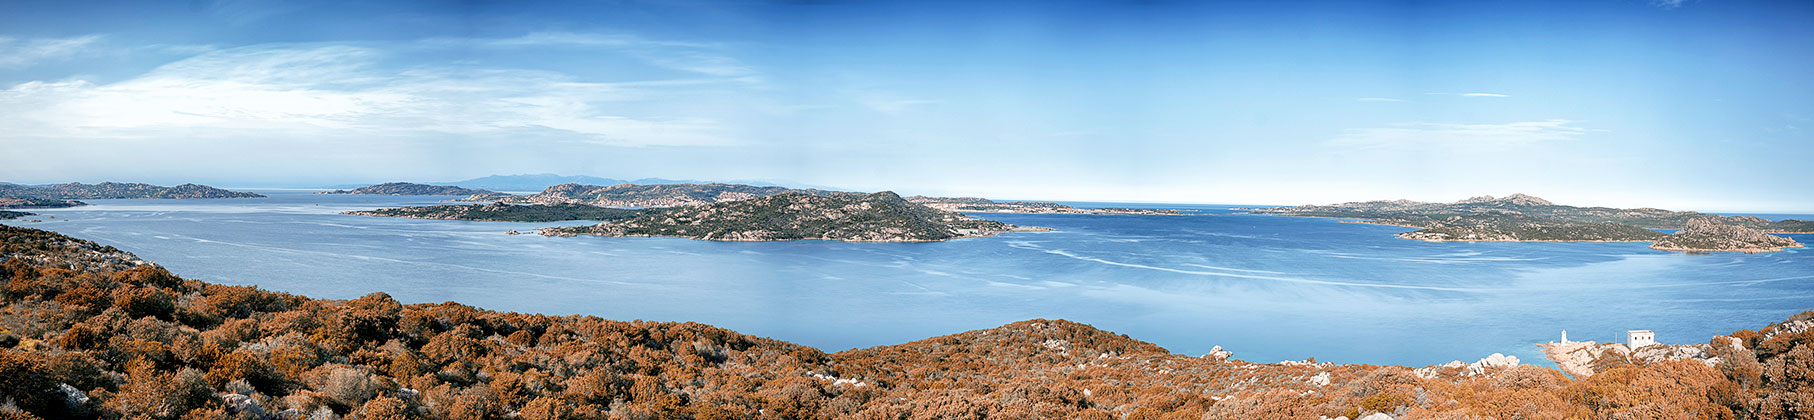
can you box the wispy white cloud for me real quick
[1651,0,1688,9]
[1460,92,1509,98]
[1356,97,1404,102]
[0,37,759,147]
[1331,119,1594,149]
[442,32,758,78]
[0,35,104,68]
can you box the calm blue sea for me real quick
[7,190,1812,367]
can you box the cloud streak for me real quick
[0,35,759,147]
[0,35,104,68]
[1331,119,1594,149]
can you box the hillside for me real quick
[321,182,492,196]
[541,191,1046,242]
[1650,219,1806,253]
[1251,194,1807,251]
[477,183,841,208]
[0,182,263,199]
[1396,212,1668,242]
[344,203,647,222]
[1,225,1811,419]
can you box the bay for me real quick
[7,190,1812,367]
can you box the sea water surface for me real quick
[7,190,1813,367]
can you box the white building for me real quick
[1627,330,1656,349]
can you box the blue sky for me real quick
[1,0,1811,211]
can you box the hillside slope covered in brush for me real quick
[1,225,1812,419]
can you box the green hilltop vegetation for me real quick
[344,203,647,222]
[3,224,1814,419]
[0,182,262,199]
[541,191,1045,242]
[1251,194,1808,252]
[321,183,493,196]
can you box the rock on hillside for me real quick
[1649,219,1803,253]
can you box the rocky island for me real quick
[540,191,1049,242]
[1650,219,1805,253]
[1250,194,1807,252]
[908,196,1184,215]
[0,224,1810,420]
[0,182,262,199]
[321,182,493,196]
[344,202,646,222]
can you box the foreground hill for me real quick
[1651,219,1805,253]
[1,225,1811,419]
[1251,194,1806,252]
[541,191,1045,242]
[0,182,262,199]
[344,203,646,222]
[321,183,492,196]
[474,183,842,208]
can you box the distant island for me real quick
[908,196,1184,215]
[541,191,1050,242]
[0,210,31,220]
[321,182,493,196]
[345,202,646,222]
[1249,194,1807,252]
[0,182,262,199]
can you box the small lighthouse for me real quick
[1561,330,1568,344]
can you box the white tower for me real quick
[1627,330,1656,349]
[1561,330,1568,344]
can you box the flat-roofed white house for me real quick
[1627,330,1656,349]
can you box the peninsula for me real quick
[1650,219,1805,253]
[0,224,1806,420]
[1249,194,1807,252]
[320,182,492,196]
[344,202,646,222]
[0,182,263,199]
[540,191,1048,242]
